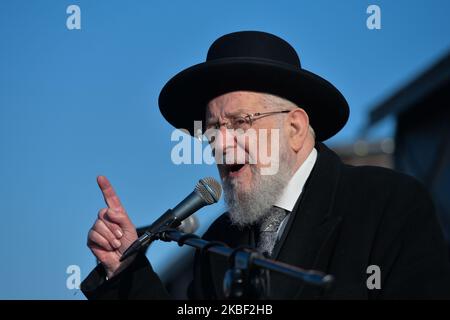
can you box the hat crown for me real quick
[206,31,301,68]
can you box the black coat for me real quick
[81,142,450,299]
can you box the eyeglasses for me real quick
[205,110,291,132]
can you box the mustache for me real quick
[214,148,257,165]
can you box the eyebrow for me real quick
[205,108,252,125]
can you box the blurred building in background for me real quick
[366,51,450,246]
[332,139,395,168]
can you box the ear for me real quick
[286,108,309,152]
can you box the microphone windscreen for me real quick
[196,177,222,204]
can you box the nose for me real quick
[212,126,237,164]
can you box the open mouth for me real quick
[228,164,245,173]
[223,163,248,177]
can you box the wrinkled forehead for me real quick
[205,91,266,120]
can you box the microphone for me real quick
[120,177,222,261]
[177,214,200,234]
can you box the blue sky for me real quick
[0,0,449,299]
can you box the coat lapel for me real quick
[270,142,344,299]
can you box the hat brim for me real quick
[158,57,349,141]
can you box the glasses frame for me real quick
[206,110,292,131]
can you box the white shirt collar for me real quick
[274,148,317,212]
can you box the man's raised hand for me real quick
[87,176,138,279]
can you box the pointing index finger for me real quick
[97,175,124,211]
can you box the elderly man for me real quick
[81,31,450,299]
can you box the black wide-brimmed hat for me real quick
[158,31,349,141]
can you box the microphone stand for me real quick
[149,227,334,299]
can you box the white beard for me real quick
[222,138,294,228]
